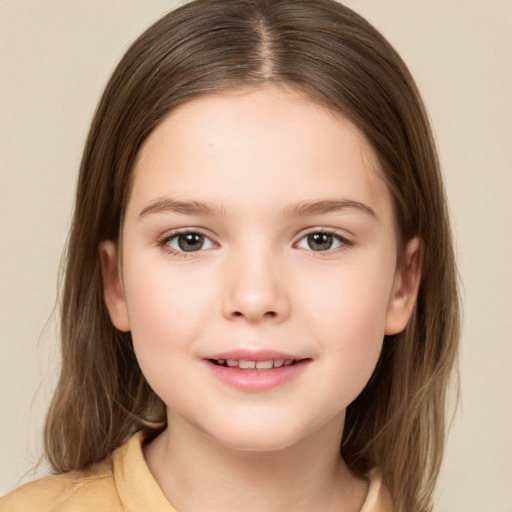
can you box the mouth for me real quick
[208,358,301,370]
[204,351,310,391]
[204,349,313,393]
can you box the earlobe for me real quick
[98,240,130,332]
[385,237,422,335]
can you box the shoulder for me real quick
[0,458,121,512]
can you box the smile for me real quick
[205,352,310,392]
[209,358,296,370]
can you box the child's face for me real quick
[102,85,419,451]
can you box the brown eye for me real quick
[178,233,204,252]
[165,232,215,253]
[307,232,334,251]
[296,231,349,252]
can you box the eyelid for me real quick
[294,228,353,252]
[158,228,218,256]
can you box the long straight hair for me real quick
[45,1,459,510]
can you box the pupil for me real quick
[178,233,204,252]
[308,232,333,251]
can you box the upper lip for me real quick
[205,350,306,362]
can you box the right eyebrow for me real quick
[139,197,226,218]
[282,199,377,219]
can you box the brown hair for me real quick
[45,1,459,510]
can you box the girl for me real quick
[0,1,459,511]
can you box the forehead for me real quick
[129,85,390,218]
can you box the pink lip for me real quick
[204,350,311,393]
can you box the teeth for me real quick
[255,360,273,369]
[239,360,256,369]
[216,358,296,370]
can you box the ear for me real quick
[385,237,422,335]
[99,240,130,332]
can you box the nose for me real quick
[221,248,291,323]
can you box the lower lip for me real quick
[205,360,310,392]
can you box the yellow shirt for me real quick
[0,432,393,511]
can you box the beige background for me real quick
[1,1,511,510]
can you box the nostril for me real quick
[231,310,277,318]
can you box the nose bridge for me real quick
[222,240,289,323]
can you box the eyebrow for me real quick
[139,197,376,219]
[139,198,226,217]
[283,199,376,218]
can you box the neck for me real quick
[144,412,368,512]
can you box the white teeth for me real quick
[216,358,297,369]
[255,360,273,369]
[239,360,256,369]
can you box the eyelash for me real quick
[157,228,353,258]
[158,229,217,259]
[295,230,353,255]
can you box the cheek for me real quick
[301,254,394,337]
[122,260,216,361]
[297,256,395,399]
[121,263,216,405]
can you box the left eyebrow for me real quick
[282,199,376,218]
[139,197,226,218]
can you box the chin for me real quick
[202,420,311,453]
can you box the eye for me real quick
[163,231,216,253]
[296,231,349,252]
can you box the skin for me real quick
[100,85,421,512]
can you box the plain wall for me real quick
[1,1,511,510]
